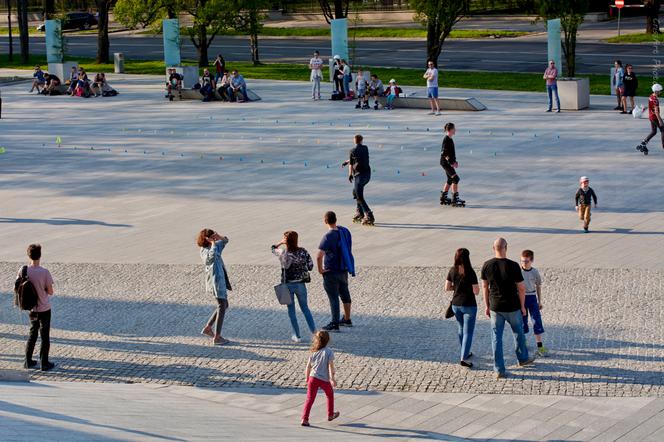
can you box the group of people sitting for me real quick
[165,65,249,103]
[330,56,401,110]
[30,65,118,98]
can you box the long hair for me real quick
[196,228,214,248]
[310,330,330,352]
[453,248,472,278]
[284,230,299,253]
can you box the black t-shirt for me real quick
[440,135,456,164]
[480,258,523,312]
[349,144,370,175]
[46,75,60,85]
[623,72,638,95]
[169,73,183,82]
[446,267,478,307]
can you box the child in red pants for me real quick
[301,330,340,426]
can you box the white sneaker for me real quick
[291,335,302,343]
[435,112,442,116]
[427,111,435,115]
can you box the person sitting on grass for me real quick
[166,68,183,100]
[42,73,62,96]
[30,66,46,93]
[367,74,384,110]
[227,70,248,103]
[384,79,402,110]
[217,70,231,101]
[199,68,215,102]
[66,66,78,95]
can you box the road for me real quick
[0,21,656,74]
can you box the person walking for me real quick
[423,60,441,116]
[445,248,479,368]
[301,331,340,426]
[342,134,373,225]
[575,176,598,232]
[543,60,560,113]
[439,122,465,207]
[19,244,55,371]
[317,211,355,332]
[481,238,535,379]
[638,83,664,155]
[309,50,324,100]
[613,60,625,111]
[271,231,317,343]
[197,228,232,346]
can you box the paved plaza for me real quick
[0,73,663,439]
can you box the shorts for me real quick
[616,86,625,95]
[441,160,456,179]
[427,87,439,99]
[357,89,366,97]
[623,89,636,98]
[523,295,544,335]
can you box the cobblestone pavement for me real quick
[1,263,662,396]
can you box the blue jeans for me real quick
[343,74,352,97]
[227,85,247,101]
[452,305,477,361]
[490,310,529,374]
[322,272,351,325]
[286,283,316,338]
[547,84,560,111]
[523,295,544,335]
[352,172,372,216]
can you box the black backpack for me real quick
[14,266,38,311]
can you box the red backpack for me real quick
[14,266,38,311]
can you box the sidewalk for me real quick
[0,381,662,441]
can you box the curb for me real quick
[0,369,31,383]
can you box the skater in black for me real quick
[440,123,465,207]
[343,134,374,225]
[637,83,664,155]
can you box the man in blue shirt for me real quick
[317,211,355,331]
[227,70,248,102]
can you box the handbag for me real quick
[301,270,311,284]
[445,301,454,319]
[274,268,293,305]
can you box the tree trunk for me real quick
[645,0,661,35]
[196,25,209,67]
[562,25,577,77]
[43,0,55,19]
[17,0,29,64]
[426,20,441,67]
[7,0,13,61]
[250,32,259,65]
[96,0,110,63]
[334,0,344,19]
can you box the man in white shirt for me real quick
[423,60,441,116]
[309,50,323,100]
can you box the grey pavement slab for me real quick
[2,382,663,441]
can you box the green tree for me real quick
[411,0,469,68]
[114,0,167,29]
[233,0,269,65]
[318,0,349,23]
[180,0,236,67]
[644,0,661,35]
[539,0,588,77]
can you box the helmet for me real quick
[653,83,663,93]
[333,55,341,60]
[579,176,589,183]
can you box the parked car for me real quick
[37,12,98,32]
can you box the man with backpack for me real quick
[15,244,55,371]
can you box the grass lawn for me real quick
[0,54,650,97]
[0,27,42,36]
[606,32,664,43]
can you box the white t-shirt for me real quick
[425,68,438,87]
[521,267,542,295]
[309,57,323,80]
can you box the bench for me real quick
[377,95,486,111]
[169,88,262,102]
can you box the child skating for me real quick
[575,176,598,232]
[439,122,465,207]
[301,331,340,427]
[637,83,664,155]
[520,250,548,357]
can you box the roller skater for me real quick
[440,122,465,207]
[343,134,374,226]
[638,83,664,156]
